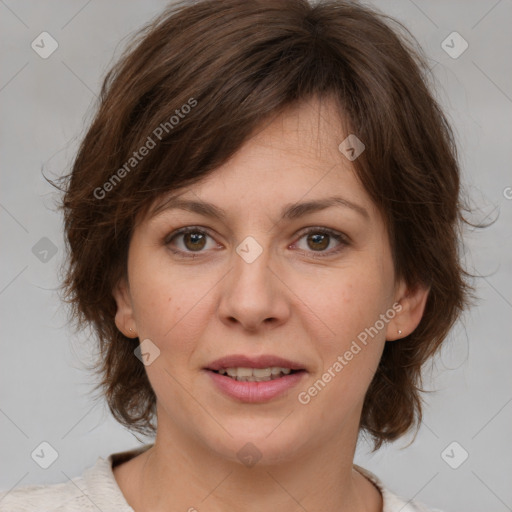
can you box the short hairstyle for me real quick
[58,0,474,449]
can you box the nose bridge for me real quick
[217,234,289,329]
[235,239,270,286]
[231,234,274,300]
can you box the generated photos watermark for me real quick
[93,97,197,200]
[297,302,402,405]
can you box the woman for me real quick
[0,0,472,510]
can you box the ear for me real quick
[386,279,430,341]
[112,277,138,338]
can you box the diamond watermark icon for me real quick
[32,237,58,263]
[31,32,59,59]
[441,441,469,469]
[31,441,59,469]
[134,338,161,366]
[441,32,468,59]
[338,134,365,161]
[237,442,262,468]
[236,236,263,264]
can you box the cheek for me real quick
[128,259,218,359]
[293,258,391,393]
[299,263,391,342]
[295,272,388,421]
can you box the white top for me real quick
[0,444,443,512]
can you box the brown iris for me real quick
[183,232,207,251]
[307,233,329,251]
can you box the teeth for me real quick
[253,368,272,378]
[216,367,295,381]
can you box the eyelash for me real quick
[165,226,349,259]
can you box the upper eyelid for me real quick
[166,225,348,252]
[167,225,344,240]
[295,226,347,238]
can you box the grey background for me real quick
[1,1,511,511]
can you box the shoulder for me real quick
[354,465,445,512]
[0,478,91,511]
[0,444,152,512]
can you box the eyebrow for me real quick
[151,195,369,221]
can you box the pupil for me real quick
[308,233,328,251]
[185,232,206,251]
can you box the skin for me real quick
[112,96,429,512]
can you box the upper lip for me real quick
[205,354,306,372]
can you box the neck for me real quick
[119,415,381,512]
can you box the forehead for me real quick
[246,96,351,164]
[147,96,378,225]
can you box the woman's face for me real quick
[114,98,425,465]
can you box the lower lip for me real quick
[205,370,306,403]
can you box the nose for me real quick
[217,243,291,333]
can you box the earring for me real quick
[398,329,402,335]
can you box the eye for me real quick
[165,227,219,257]
[292,227,349,257]
[165,225,349,259]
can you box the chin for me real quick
[201,417,311,467]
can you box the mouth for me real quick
[209,367,305,382]
[204,354,307,402]
[205,354,307,378]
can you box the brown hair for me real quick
[57,0,474,449]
